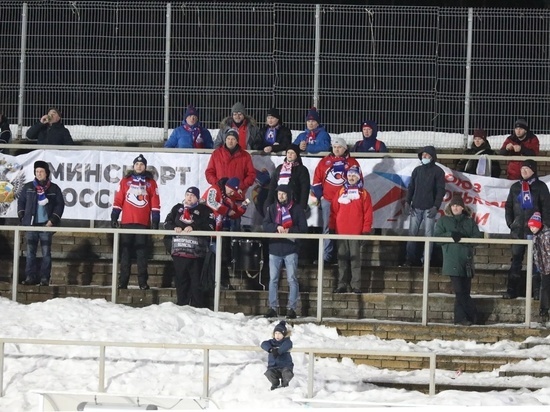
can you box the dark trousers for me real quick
[264,367,294,387]
[507,243,526,297]
[336,239,362,290]
[450,276,477,324]
[172,255,205,307]
[25,231,53,282]
[119,228,149,287]
[541,275,550,312]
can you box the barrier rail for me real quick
[0,224,535,326]
[0,337,437,398]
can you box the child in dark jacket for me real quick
[528,212,550,323]
[260,321,294,390]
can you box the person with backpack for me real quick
[352,120,388,153]
[163,186,215,307]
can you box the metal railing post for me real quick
[0,342,4,397]
[214,234,222,312]
[307,351,314,398]
[203,349,209,398]
[163,3,172,141]
[98,345,106,392]
[316,238,324,322]
[111,232,119,303]
[525,239,534,326]
[428,353,436,396]
[11,229,21,302]
[16,3,28,140]
[421,240,431,326]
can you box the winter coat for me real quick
[17,180,65,226]
[202,180,249,231]
[253,124,292,153]
[26,121,74,145]
[0,114,12,151]
[214,116,260,149]
[204,144,256,192]
[265,160,311,211]
[311,152,361,202]
[292,125,331,154]
[163,202,215,258]
[329,187,373,235]
[434,204,483,277]
[260,337,294,371]
[164,120,213,149]
[263,200,308,256]
[455,141,501,178]
[498,132,540,180]
[112,171,161,227]
[505,176,550,239]
[533,226,550,276]
[406,146,446,211]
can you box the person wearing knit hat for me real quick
[498,117,540,180]
[353,119,388,153]
[265,143,311,212]
[503,156,550,300]
[528,211,550,322]
[455,128,501,177]
[26,106,74,146]
[330,164,373,294]
[164,104,213,149]
[17,160,65,286]
[111,154,161,290]
[292,107,331,154]
[434,192,483,326]
[311,132,361,264]
[260,320,295,390]
[163,185,215,307]
[252,108,292,154]
[263,181,307,320]
[213,101,260,149]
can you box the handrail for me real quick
[0,224,534,326]
[0,337,437,398]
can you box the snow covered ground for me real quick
[1,297,550,410]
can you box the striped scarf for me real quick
[276,200,294,229]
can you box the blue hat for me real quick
[184,105,198,118]
[225,177,240,191]
[186,186,200,199]
[346,165,361,178]
[305,107,320,123]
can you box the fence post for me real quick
[11,229,21,302]
[316,238,324,322]
[98,345,106,393]
[421,239,431,326]
[17,3,28,140]
[111,232,119,303]
[163,3,172,141]
[313,4,321,108]
[463,7,474,148]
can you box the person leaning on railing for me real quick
[25,107,74,146]
[455,128,501,178]
[164,104,213,149]
[498,118,539,180]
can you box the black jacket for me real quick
[253,124,292,153]
[455,142,501,178]
[17,181,65,226]
[505,177,550,239]
[406,145,446,211]
[26,121,74,145]
[265,162,311,211]
[263,201,308,256]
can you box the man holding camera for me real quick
[26,107,74,145]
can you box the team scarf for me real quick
[277,160,295,185]
[264,125,280,145]
[306,128,319,144]
[183,123,204,148]
[518,177,536,210]
[33,178,51,206]
[338,182,361,204]
[179,201,198,224]
[276,200,294,229]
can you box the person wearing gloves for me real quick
[434,194,483,326]
[292,107,331,154]
[260,321,294,390]
[164,104,213,149]
[498,118,540,180]
[111,154,161,290]
[402,145,446,267]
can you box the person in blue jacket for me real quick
[352,120,388,153]
[292,107,331,154]
[164,105,213,149]
[260,321,294,390]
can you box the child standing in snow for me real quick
[260,321,294,390]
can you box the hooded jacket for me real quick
[214,115,260,149]
[164,118,213,149]
[434,203,483,277]
[406,146,446,211]
[352,121,388,153]
[260,336,294,371]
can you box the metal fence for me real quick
[2,2,550,143]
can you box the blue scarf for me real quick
[518,177,535,210]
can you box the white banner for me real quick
[0,150,539,234]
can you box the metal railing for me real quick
[1,224,535,326]
[0,337,437,398]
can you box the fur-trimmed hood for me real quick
[443,202,473,217]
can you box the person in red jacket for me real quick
[311,137,360,264]
[329,165,373,294]
[498,118,540,180]
[111,154,161,290]
[205,128,256,194]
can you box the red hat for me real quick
[528,212,543,229]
